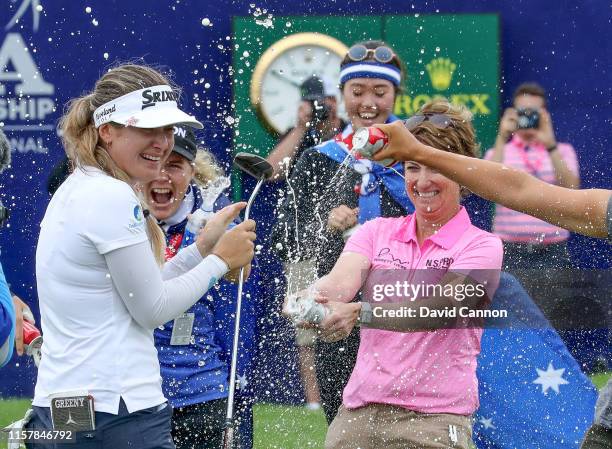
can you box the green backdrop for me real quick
[231,14,499,195]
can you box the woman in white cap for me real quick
[25,64,256,448]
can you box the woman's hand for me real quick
[372,121,426,163]
[196,202,246,257]
[212,219,256,270]
[12,295,34,356]
[327,205,358,232]
[224,264,251,283]
[318,300,361,342]
[281,288,325,328]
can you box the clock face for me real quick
[250,33,348,134]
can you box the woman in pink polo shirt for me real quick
[295,99,503,449]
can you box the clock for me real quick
[250,32,348,134]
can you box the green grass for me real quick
[591,372,611,389]
[0,372,609,449]
[254,404,327,448]
[0,399,327,449]
[0,398,30,428]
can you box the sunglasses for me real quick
[347,45,396,64]
[404,113,454,130]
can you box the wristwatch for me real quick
[546,143,558,153]
[359,302,373,326]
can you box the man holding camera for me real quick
[485,82,580,269]
[266,75,346,181]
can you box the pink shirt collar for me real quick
[392,206,472,250]
[510,134,545,151]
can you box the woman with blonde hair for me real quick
[27,64,256,448]
[147,126,257,449]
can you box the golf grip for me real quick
[222,423,235,449]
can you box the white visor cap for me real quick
[93,85,203,129]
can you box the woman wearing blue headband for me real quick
[272,40,413,425]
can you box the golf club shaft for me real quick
[223,177,265,447]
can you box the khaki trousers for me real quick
[325,404,473,449]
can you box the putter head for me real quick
[233,152,274,180]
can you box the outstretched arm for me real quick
[375,121,609,238]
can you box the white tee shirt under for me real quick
[34,166,228,414]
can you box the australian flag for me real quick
[475,273,598,448]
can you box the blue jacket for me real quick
[154,185,258,408]
[0,261,15,367]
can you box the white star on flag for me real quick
[533,362,569,394]
[237,373,248,390]
[478,416,496,430]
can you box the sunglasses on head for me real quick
[404,113,454,131]
[347,45,396,64]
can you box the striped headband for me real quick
[339,62,401,86]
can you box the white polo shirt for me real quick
[34,166,166,414]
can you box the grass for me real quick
[0,399,327,449]
[254,404,327,448]
[0,372,609,449]
[591,372,611,389]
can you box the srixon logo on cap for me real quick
[141,89,179,109]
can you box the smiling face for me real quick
[100,124,175,184]
[146,152,195,221]
[342,78,395,128]
[404,161,461,224]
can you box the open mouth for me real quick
[414,187,440,198]
[150,187,173,205]
[141,153,161,163]
[358,111,378,120]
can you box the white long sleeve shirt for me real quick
[34,167,227,414]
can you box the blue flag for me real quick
[475,273,598,448]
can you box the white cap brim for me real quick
[113,107,203,129]
[93,84,203,129]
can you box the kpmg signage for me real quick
[0,0,57,153]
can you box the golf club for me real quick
[222,152,273,449]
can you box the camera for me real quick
[309,98,329,123]
[516,108,540,129]
[300,75,330,125]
